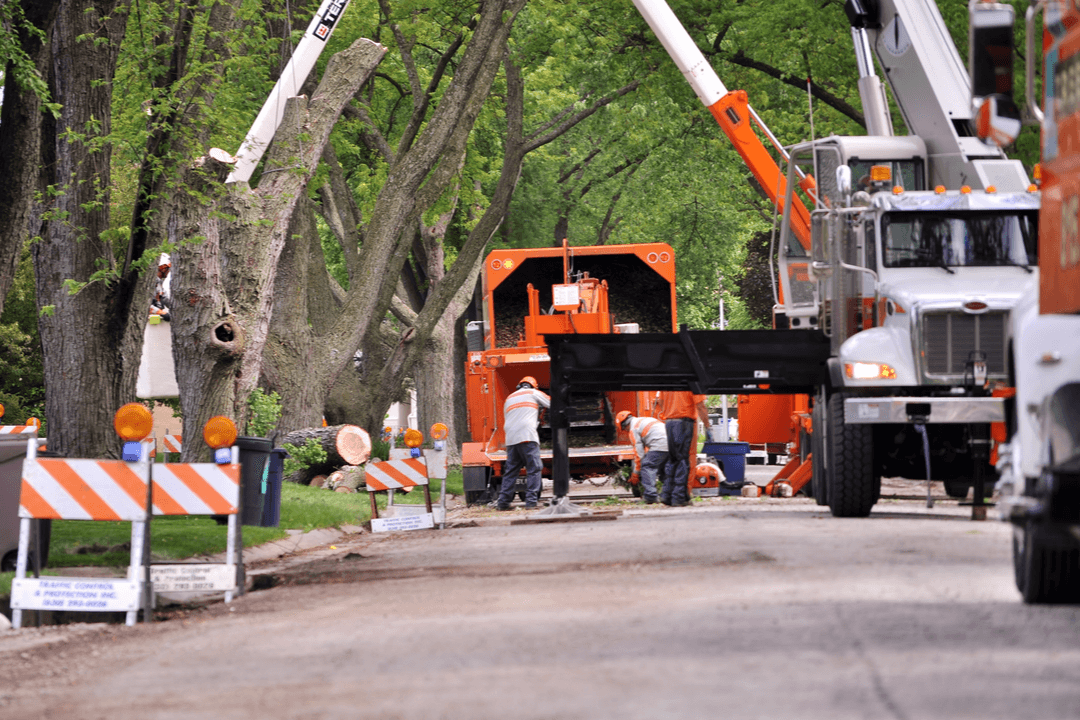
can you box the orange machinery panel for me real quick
[736,394,808,445]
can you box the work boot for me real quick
[496,504,512,511]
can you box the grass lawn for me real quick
[1,467,463,596]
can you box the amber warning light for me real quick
[203,416,239,463]
[114,403,153,462]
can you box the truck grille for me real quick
[923,311,1007,377]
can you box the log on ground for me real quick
[281,424,372,466]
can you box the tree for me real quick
[0,0,59,318]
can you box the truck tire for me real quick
[1015,521,1080,604]
[826,392,879,517]
[810,400,828,506]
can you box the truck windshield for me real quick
[881,211,1038,269]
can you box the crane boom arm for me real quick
[631,0,813,249]
[226,0,353,184]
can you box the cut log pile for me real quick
[281,424,372,487]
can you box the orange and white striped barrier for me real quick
[162,434,182,454]
[365,458,429,491]
[152,462,239,516]
[11,439,152,629]
[19,457,151,521]
[0,425,37,435]
[149,447,242,601]
[366,448,448,532]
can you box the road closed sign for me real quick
[150,564,236,593]
[11,577,141,612]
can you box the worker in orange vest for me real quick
[496,376,550,511]
[617,410,666,505]
[656,391,708,506]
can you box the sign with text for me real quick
[150,564,236,593]
[11,577,140,612]
[371,512,435,533]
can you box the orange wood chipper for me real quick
[461,241,677,505]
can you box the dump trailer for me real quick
[461,242,677,505]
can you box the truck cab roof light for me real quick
[870,165,892,182]
[892,186,904,195]
[960,185,972,194]
[934,185,947,194]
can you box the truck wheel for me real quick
[826,392,878,517]
[810,400,828,506]
[1016,521,1080,604]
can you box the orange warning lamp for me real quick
[0,403,4,419]
[203,416,238,450]
[114,403,153,441]
[870,165,892,183]
[430,422,449,451]
[27,417,41,429]
[403,428,424,448]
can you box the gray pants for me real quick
[498,441,542,506]
[639,450,667,501]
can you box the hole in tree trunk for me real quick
[215,323,235,343]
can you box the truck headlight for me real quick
[845,362,897,380]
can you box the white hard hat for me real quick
[159,253,170,266]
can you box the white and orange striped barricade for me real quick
[0,424,38,436]
[366,447,448,532]
[10,439,152,629]
[161,434,182,458]
[149,446,243,602]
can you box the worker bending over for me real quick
[496,376,550,511]
[657,391,708,507]
[617,411,666,505]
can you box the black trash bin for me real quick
[236,436,272,526]
[1,438,53,572]
[260,447,289,528]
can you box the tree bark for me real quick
[281,424,371,466]
[32,0,137,459]
[0,0,59,318]
[168,38,386,461]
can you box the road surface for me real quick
[2,473,1078,719]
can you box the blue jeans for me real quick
[639,450,667,501]
[664,418,695,504]
[498,441,542,506]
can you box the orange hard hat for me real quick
[616,410,632,428]
[518,376,538,389]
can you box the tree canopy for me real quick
[0,0,1036,451]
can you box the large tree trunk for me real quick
[32,0,139,459]
[0,0,59,318]
[261,195,337,433]
[169,39,386,461]
[259,1,526,440]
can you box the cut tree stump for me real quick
[328,465,366,491]
[281,424,372,466]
